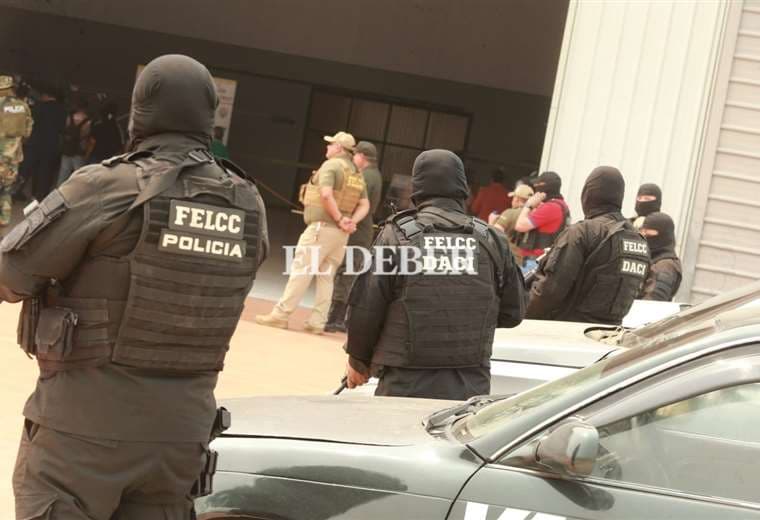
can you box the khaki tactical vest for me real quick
[300,160,365,215]
[0,96,28,138]
[566,220,650,324]
[26,151,261,375]
[372,208,502,369]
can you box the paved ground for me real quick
[0,297,347,515]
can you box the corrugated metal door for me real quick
[689,0,760,302]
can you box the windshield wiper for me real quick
[423,394,512,431]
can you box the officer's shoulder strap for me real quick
[389,209,424,241]
[582,218,630,269]
[128,149,214,211]
[101,150,153,168]
[472,218,505,289]
[215,156,256,184]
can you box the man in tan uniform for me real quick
[257,131,369,334]
[0,55,268,519]
[0,75,33,225]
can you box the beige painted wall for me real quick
[541,0,732,301]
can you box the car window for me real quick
[454,321,716,443]
[591,382,760,504]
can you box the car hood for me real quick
[492,320,616,367]
[220,395,460,446]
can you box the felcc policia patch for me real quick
[159,200,246,263]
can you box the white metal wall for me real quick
[541,0,733,302]
[682,0,760,302]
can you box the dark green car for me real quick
[196,284,760,520]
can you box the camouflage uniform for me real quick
[0,75,33,225]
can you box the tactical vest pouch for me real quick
[17,297,41,356]
[299,170,321,207]
[34,307,77,361]
[335,167,365,214]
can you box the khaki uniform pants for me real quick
[13,420,206,520]
[274,222,348,327]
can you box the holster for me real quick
[191,407,230,498]
[191,448,218,498]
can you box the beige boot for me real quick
[255,312,288,329]
[303,322,325,335]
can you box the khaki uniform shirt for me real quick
[304,152,367,226]
[0,134,269,442]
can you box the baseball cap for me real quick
[354,141,377,159]
[324,131,356,151]
[509,184,534,199]
[0,76,13,90]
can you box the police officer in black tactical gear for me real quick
[0,55,268,519]
[344,149,525,400]
[527,166,650,325]
[639,211,682,301]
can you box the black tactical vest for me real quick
[36,151,261,374]
[372,209,501,369]
[512,199,570,253]
[568,219,650,324]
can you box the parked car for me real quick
[345,299,690,396]
[195,282,760,519]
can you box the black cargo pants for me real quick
[13,420,207,519]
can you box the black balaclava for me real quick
[581,166,625,219]
[634,183,662,217]
[642,212,676,255]
[532,171,562,200]
[411,149,469,207]
[128,54,218,149]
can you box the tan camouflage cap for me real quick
[509,184,534,199]
[0,76,13,90]
[323,131,356,151]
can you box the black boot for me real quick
[324,302,347,333]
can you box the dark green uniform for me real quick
[0,56,268,520]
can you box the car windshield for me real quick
[452,281,760,442]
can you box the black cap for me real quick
[354,141,378,160]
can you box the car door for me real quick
[448,343,760,520]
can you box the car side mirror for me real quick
[535,419,599,477]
